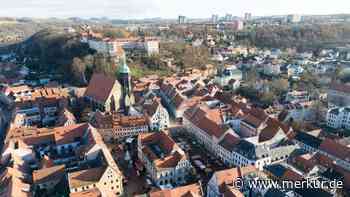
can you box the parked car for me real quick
[194,160,206,170]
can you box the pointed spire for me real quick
[118,53,130,74]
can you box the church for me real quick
[84,55,135,113]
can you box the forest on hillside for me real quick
[240,23,350,51]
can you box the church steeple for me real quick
[117,54,134,114]
[118,54,130,75]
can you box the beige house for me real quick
[68,127,123,196]
[90,111,149,141]
[138,132,192,187]
[32,164,65,191]
[68,166,122,197]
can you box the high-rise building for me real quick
[244,13,252,21]
[225,14,233,21]
[178,15,187,24]
[211,14,219,23]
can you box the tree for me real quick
[261,92,275,106]
[338,68,350,83]
[271,79,289,97]
[141,54,162,69]
[160,42,186,59]
[181,45,209,69]
[93,53,115,76]
[102,28,130,39]
[71,57,87,85]
[311,100,325,123]
[245,68,258,87]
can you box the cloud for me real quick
[0,0,160,18]
[0,0,349,19]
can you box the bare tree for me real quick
[71,57,87,85]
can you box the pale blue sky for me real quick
[1,0,349,19]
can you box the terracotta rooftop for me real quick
[258,118,291,142]
[222,187,244,197]
[294,153,319,172]
[14,87,68,103]
[184,104,228,138]
[32,164,65,184]
[68,167,106,188]
[0,167,32,197]
[5,85,31,95]
[84,73,118,103]
[149,183,202,197]
[92,111,147,129]
[213,166,257,193]
[319,138,350,162]
[6,123,89,147]
[139,132,187,169]
[219,133,240,152]
[281,168,303,181]
[160,76,207,110]
[70,189,102,197]
[143,98,161,117]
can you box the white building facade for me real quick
[326,107,350,129]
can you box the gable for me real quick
[85,73,120,103]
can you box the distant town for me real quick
[0,11,350,197]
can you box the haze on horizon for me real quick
[1,0,350,19]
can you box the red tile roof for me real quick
[319,138,350,162]
[144,98,161,117]
[258,118,290,142]
[213,166,257,193]
[281,168,303,181]
[53,123,89,145]
[294,153,319,173]
[32,165,65,184]
[70,189,102,197]
[68,167,106,188]
[223,187,244,197]
[149,183,202,197]
[7,123,89,147]
[184,104,227,138]
[219,133,240,152]
[92,111,147,129]
[139,132,188,169]
[85,73,118,103]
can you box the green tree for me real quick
[261,92,275,106]
[271,79,289,97]
[181,45,209,69]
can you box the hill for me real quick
[6,28,95,83]
[239,23,350,51]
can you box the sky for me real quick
[1,0,350,19]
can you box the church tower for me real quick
[117,54,134,114]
